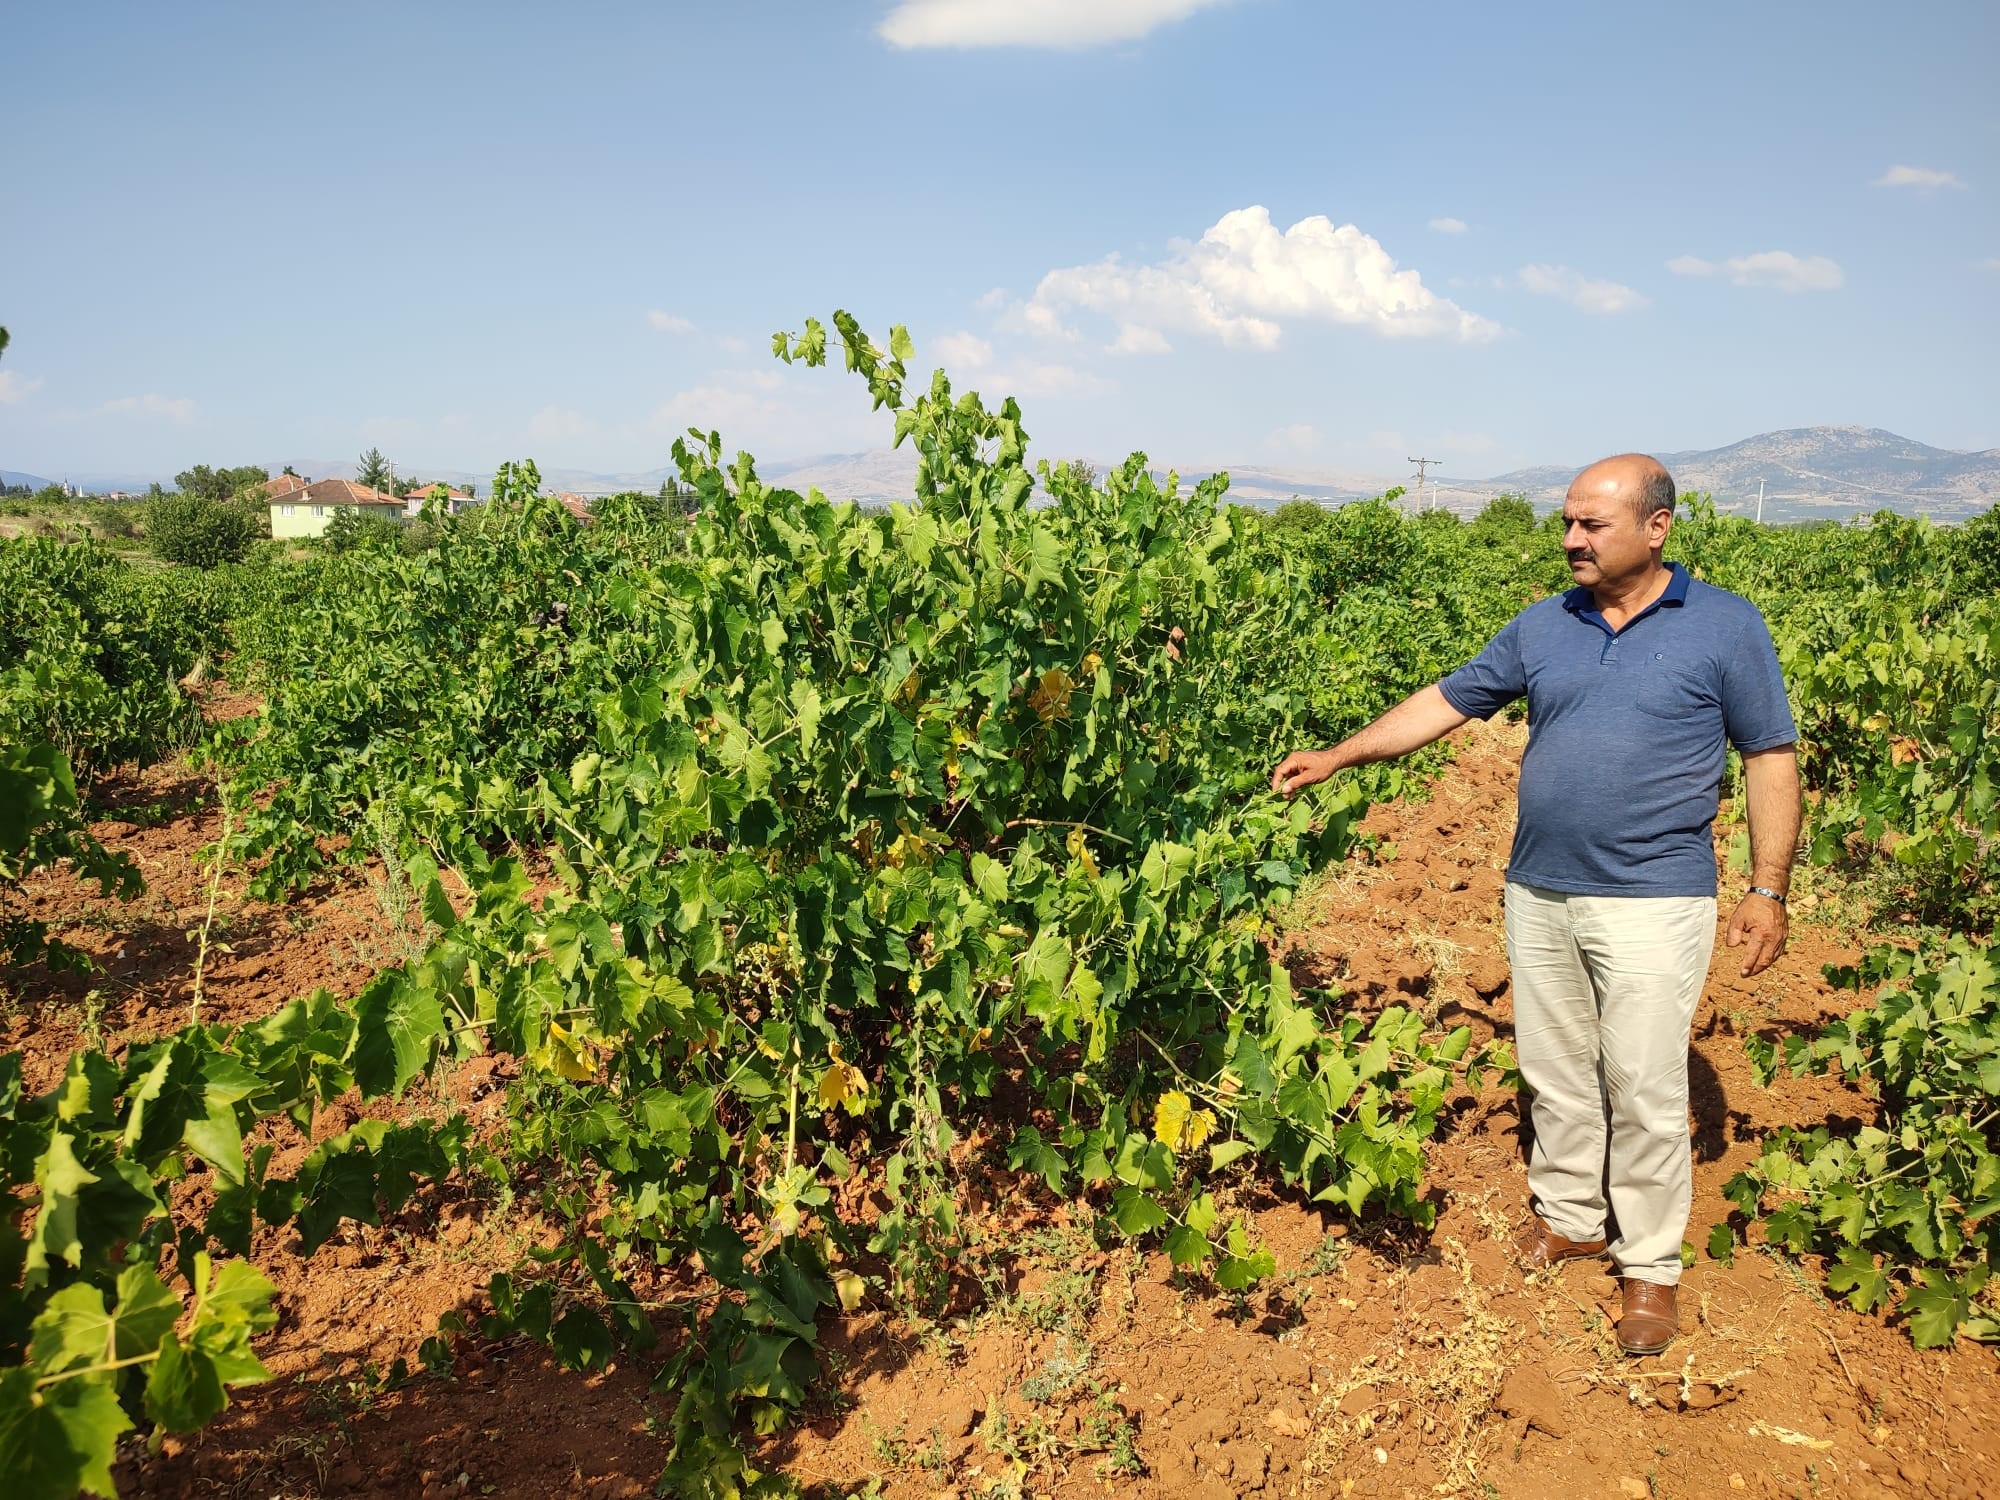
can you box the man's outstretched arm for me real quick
[1270,683,1471,799]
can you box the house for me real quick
[268,478,404,539]
[403,483,479,518]
[553,491,596,525]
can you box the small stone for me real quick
[1265,1404,1310,1439]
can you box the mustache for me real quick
[1566,550,1596,563]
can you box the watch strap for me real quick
[1748,885,1786,906]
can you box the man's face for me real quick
[1560,482,1659,589]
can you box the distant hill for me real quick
[692,427,2000,522]
[24,427,1995,521]
[1471,427,2000,523]
[1,469,55,491]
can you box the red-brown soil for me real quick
[7,715,1998,1500]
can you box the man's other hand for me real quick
[1270,749,1337,799]
[1724,893,1788,977]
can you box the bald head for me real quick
[1570,453,1676,521]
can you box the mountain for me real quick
[21,427,1995,521]
[705,427,2000,521]
[1474,427,2000,522]
[1,470,55,491]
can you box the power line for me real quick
[1408,456,1442,512]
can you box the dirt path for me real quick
[7,719,1998,1499]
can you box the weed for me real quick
[1020,1337,1092,1404]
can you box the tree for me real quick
[148,494,257,568]
[173,464,268,503]
[355,447,392,492]
[282,464,299,477]
[1468,492,1537,547]
[323,506,402,554]
[658,475,696,516]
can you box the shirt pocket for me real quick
[1630,657,1718,721]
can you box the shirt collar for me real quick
[1563,560,1689,614]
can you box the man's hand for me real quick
[1270,748,1338,799]
[1724,893,1788,977]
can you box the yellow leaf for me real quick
[1186,1108,1215,1150]
[818,1056,868,1111]
[1080,651,1103,676]
[1153,1090,1194,1151]
[833,1270,866,1312]
[543,1021,596,1081]
[1028,666,1074,722]
[1064,825,1099,878]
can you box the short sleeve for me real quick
[1439,613,1528,720]
[1722,608,1796,752]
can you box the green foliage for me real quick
[4,312,1508,1486]
[1727,938,2000,1347]
[321,506,402,554]
[171,465,267,505]
[0,968,487,1498]
[147,494,259,569]
[354,447,391,492]
[1789,594,1999,925]
[0,741,139,969]
[0,538,224,780]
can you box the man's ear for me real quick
[1651,511,1673,550]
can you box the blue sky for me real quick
[2,0,1994,484]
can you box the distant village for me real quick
[260,473,597,537]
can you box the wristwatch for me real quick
[1748,885,1787,906]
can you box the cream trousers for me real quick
[1504,882,1717,1286]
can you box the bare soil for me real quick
[8,714,1998,1500]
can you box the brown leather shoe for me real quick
[1617,1279,1679,1356]
[1516,1214,1609,1270]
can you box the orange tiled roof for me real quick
[272,478,400,507]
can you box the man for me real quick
[1269,454,1799,1356]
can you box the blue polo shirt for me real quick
[1438,563,1796,898]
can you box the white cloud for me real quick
[1874,164,1965,190]
[1428,217,1469,235]
[100,393,197,423]
[649,380,783,437]
[1517,263,1650,314]
[646,310,695,334]
[931,331,993,369]
[1024,206,1500,351]
[879,0,1230,50]
[0,371,44,404]
[528,405,596,442]
[1985,258,2000,273]
[1267,423,1320,454]
[715,333,751,354]
[1108,323,1173,355]
[1668,251,1844,293]
[996,362,1113,398]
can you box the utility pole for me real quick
[1408,456,1441,513]
[1755,477,1766,526]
